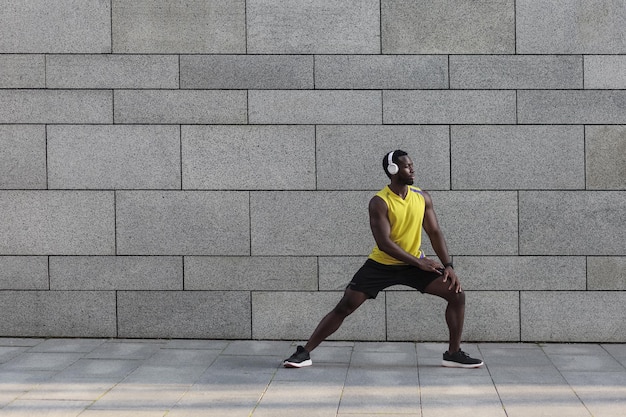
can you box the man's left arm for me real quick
[421,191,462,293]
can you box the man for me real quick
[283,150,483,369]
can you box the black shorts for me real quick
[347,259,441,299]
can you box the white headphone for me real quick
[386,151,398,175]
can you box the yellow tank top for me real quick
[368,185,426,265]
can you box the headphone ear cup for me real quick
[386,151,398,175]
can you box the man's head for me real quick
[383,150,414,184]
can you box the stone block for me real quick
[521,292,626,342]
[0,1,110,53]
[0,90,112,124]
[316,126,449,190]
[248,91,381,124]
[585,126,626,190]
[0,125,46,189]
[247,0,379,54]
[116,191,249,255]
[518,91,626,124]
[319,257,367,291]
[49,256,182,290]
[0,291,116,337]
[250,191,373,256]
[456,256,586,291]
[386,291,519,342]
[451,125,585,190]
[0,191,115,255]
[180,55,313,89]
[114,90,246,124]
[587,257,626,290]
[585,56,626,89]
[519,191,626,255]
[315,55,448,89]
[0,256,48,290]
[517,0,626,53]
[117,291,250,338]
[47,125,181,190]
[425,191,518,256]
[112,0,245,53]
[184,256,317,291]
[181,125,315,190]
[383,90,516,124]
[450,55,582,89]
[46,55,179,89]
[0,55,44,88]
[251,291,386,340]
[381,0,515,54]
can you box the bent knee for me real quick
[332,299,360,317]
[332,303,355,317]
[440,290,465,306]
[450,291,465,305]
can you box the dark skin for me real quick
[303,155,465,354]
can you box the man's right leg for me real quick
[283,288,368,368]
[303,287,369,352]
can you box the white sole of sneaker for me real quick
[441,359,484,368]
[283,359,312,368]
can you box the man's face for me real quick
[395,155,415,185]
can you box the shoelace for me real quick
[456,350,470,358]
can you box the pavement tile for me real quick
[497,385,591,417]
[353,341,417,353]
[275,363,349,383]
[487,365,566,385]
[143,348,220,366]
[339,384,421,414]
[205,354,283,374]
[163,339,229,350]
[561,370,626,412]
[1,352,82,371]
[548,353,624,372]
[478,344,552,367]
[85,341,164,360]
[0,399,92,417]
[18,380,116,401]
[88,383,188,410]
[0,338,46,347]
[541,343,607,356]
[79,411,168,417]
[220,340,294,356]
[349,350,418,367]
[306,345,353,364]
[53,358,141,380]
[338,415,420,417]
[251,380,343,417]
[123,364,208,385]
[27,338,106,353]
[0,346,28,364]
[171,389,264,417]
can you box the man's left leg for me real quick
[423,278,483,368]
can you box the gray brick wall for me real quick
[0,0,624,342]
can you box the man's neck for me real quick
[388,183,408,199]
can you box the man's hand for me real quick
[416,257,444,274]
[442,267,462,293]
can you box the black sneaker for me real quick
[283,345,312,368]
[442,349,484,368]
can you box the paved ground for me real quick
[1,338,625,416]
